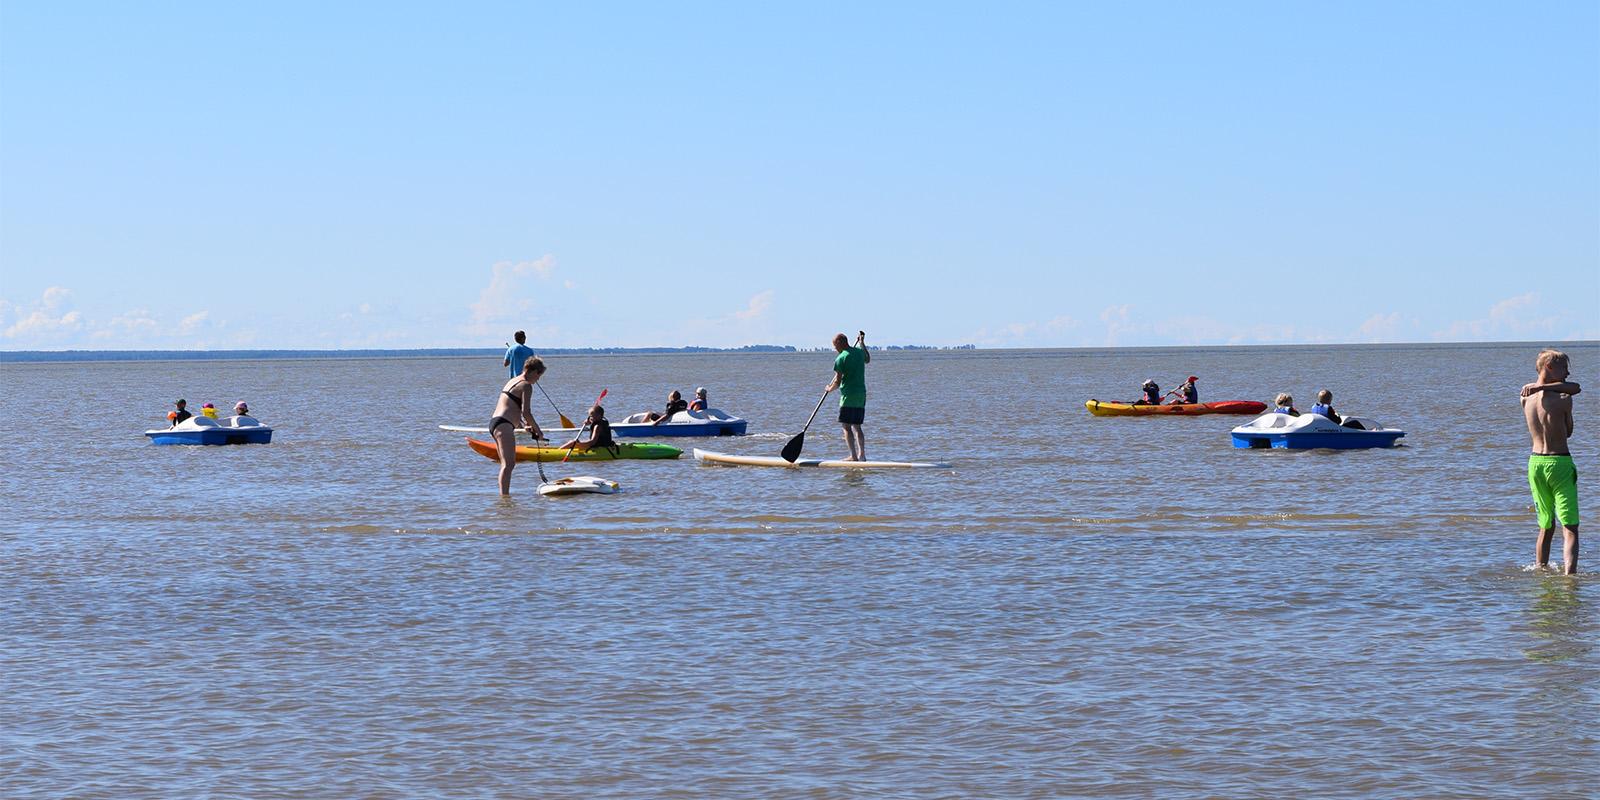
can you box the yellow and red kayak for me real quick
[466,437,681,462]
[1085,399,1267,417]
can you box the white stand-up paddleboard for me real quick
[693,449,951,469]
[538,476,620,496]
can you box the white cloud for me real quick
[179,311,210,334]
[669,289,779,347]
[734,290,774,321]
[1434,292,1561,341]
[3,287,83,341]
[1356,312,1408,342]
[971,315,1079,346]
[469,256,557,330]
[1100,304,1134,347]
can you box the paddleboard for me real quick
[693,449,951,469]
[538,476,620,496]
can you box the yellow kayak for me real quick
[1085,399,1267,417]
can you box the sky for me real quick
[1,2,1595,350]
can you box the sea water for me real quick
[2,343,1596,798]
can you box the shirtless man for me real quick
[1520,349,1580,574]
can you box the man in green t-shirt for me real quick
[824,330,871,461]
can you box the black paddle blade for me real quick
[780,432,805,463]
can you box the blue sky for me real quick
[1,2,1595,350]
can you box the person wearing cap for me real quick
[232,401,257,423]
[688,387,708,412]
[200,402,219,419]
[167,399,192,427]
[1167,376,1199,405]
[1136,380,1161,405]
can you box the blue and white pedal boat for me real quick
[440,408,747,439]
[1231,413,1404,450]
[145,415,273,445]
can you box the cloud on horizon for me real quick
[467,256,559,334]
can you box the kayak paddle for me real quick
[562,388,608,464]
[536,382,577,429]
[780,390,830,463]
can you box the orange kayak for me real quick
[1085,399,1267,417]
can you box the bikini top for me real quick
[502,381,528,407]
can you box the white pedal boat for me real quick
[145,415,273,445]
[1230,412,1404,449]
[441,408,746,439]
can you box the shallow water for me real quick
[2,343,1596,798]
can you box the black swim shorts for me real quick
[838,405,865,425]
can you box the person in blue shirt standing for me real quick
[503,330,535,377]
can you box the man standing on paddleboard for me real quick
[1521,348,1581,574]
[825,331,870,461]
[503,330,535,378]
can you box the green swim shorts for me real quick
[1528,454,1580,529]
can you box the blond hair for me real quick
[523,356,547,376]
[1274,393,1293,408]
[1536,349,1568,373]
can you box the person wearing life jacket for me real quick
[1167,376,1199,405]
[642,390,689,425]
[688,387,708,412]
[560,405,617,454]
[1309,389,1340,423]
[1274,393,1301,416]
[200,402,219,419]
[1136,380,1161,405]
[167,399,192,427]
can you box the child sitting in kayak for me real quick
[1166,376,1198,405]
[1274,393,1301,416]
[560,405,616,453]
[1136,380,1161,405]
[1309,389,1340,423]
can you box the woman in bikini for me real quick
[490,357,546,495]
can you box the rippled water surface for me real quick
[3,343,1597,798]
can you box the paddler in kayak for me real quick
[1164,376,1199,405]
[1134,380,1161,405]
[489,357,546,495]
[559,405,616,454]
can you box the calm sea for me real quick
[2,343,1596,798]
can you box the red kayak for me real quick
[1085,399,1267,417]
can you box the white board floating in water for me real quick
[538,476,620,496]
[693,449,951,470]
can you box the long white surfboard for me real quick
[693,449,951,469]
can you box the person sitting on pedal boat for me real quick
[1274,393,1301,416]
[1309,389,1340,423]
